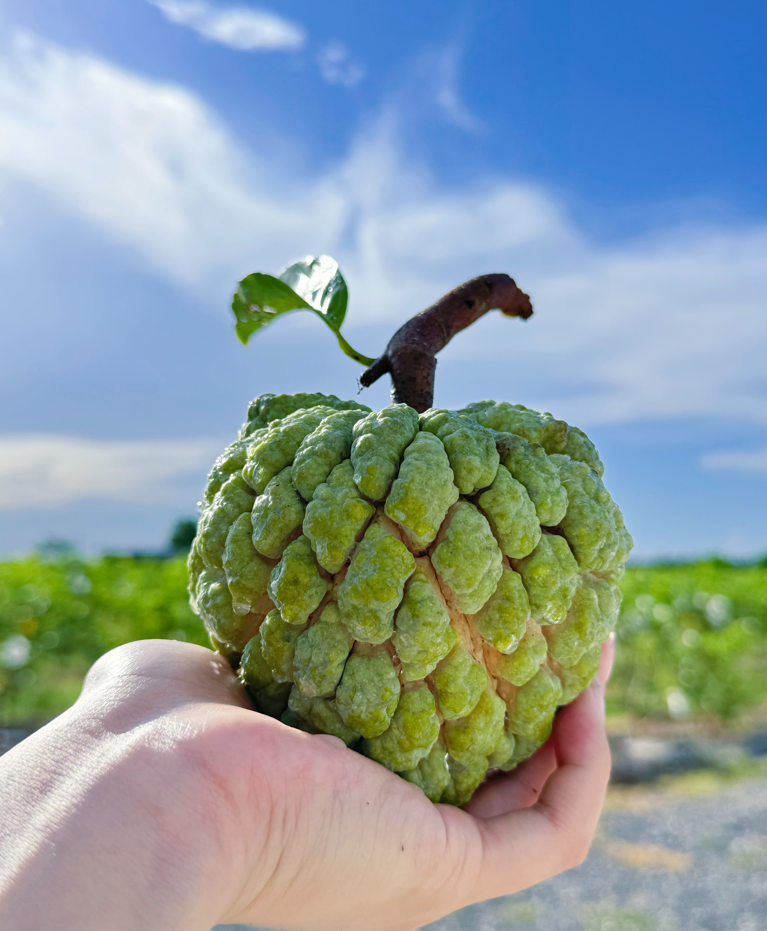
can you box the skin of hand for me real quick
[0,635,614,931]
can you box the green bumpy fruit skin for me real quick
[351,405,419,501]
[302,461,375,573]
[202,439,251,507]
[239,632,292,716]
[430,643,488,720]
[196,565,260,649]
[487,727,517,770]
[504,668,564,743]
[460,400,604,476]
[548,455,632,581]
[293,603,354,698]
[268,535,330,626]
[240,393,370,438]
[364,683,441,771]
[196,474,255,571]
[442,755,489,806]
[402,741,451,802]
[337,521,415,644]
[444,687,506,766]
[477,465,540,559]
[543,576,621,667]
[259,609,306,682]
[495,434,568,528]
[472,567,530,655]
[513,533,580,625]
[222,512,273,617]
[243,406,339,495]
[335,648,401,738]
[431,502,503,614]
[392,567,457,681]
[189,392,633,806]
[287,687,360,745]
[419,409,499,495]
[292,409,369,501]
[384,432,459,551]
[250,467,305,560]
[490,620,548,687]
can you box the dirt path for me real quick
[215,771,767,931]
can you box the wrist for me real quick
[0,687,235,930]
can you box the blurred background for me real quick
[1,1,766,929]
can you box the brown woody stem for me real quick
[359,273,533,412]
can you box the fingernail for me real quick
[590,675,606,719]
[598,635,616,687]
[314,733,346,749]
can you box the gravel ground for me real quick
[215,772,767,931]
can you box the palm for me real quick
[80,639,613,931]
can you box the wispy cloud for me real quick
[702,447,767,474]
[317,42,366,88]
[432,45,481,132]
[0,33,765,437]
[148,0,305,51]
[0,33,345,285]
[0,436,223,509]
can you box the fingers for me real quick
[469,674,611,901]
[534,676,610,840]
[597,633,615,687]
[463,743,556,819]
[313,734,348,750]
[464,635,615,821]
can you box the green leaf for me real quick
[231,255,374,365]
[279,255,348,332]
[232,273,312,345]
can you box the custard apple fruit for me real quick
[189,393,631,806]
[187,256,633,806]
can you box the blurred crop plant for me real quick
[610,561,767,721]
[2,550,766,727]
[0,544,206,725]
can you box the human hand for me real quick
[0,636,613,931]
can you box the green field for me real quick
[1,553,766,727]
[612,561,767,721]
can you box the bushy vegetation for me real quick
[1,553,766,726]
[612,560,767,721]
[0,553,207,724]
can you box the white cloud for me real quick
[702,447,767,474]
[0,33,345,287]
[317,42,365,88]
[432,46,481,132]
[0,435,223,509]
[148,0,305,51]
[0,33,765,435]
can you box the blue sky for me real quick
[0,0,765,560]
